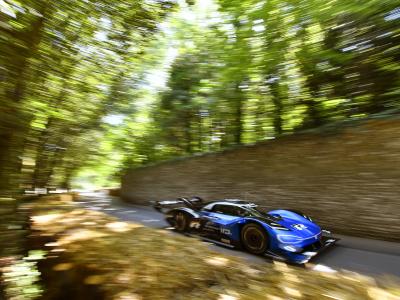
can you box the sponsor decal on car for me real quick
[204,222,219,230]
[220,228,231,235]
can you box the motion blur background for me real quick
[0,0,399,193]
[0,0,400,299]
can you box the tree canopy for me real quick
[0,0,399,191]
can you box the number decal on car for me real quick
[293,224,307,230]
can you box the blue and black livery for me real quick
[154,197,338,264]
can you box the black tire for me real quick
[241,223,269,254]
[174,211,190,232]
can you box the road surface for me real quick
[77,192,400,280]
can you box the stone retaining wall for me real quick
[121,117,400,242]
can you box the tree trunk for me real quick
[270,81,283,136]
[184,112,193,154]
[233,84,244,145]
[0,3,49,196]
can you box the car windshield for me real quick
[245,207,267,217]
[244,206,280,220]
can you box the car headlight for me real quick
[277,234,304,244]
[282,245,299,252]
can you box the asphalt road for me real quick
[77,192,400,280]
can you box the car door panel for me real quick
[199,212,221,237]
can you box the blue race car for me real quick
[154,197,338,264]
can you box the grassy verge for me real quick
[4,194,399,300]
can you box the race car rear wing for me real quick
[153,197,203,212]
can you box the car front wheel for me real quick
[241,223,269,254]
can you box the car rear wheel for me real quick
[241,223,269,254]
[174,212,190,232]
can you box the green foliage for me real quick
[109,0,400,177]
[0,0,176,193]
[1,0,399,189]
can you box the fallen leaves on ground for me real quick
[23,195,400,300]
